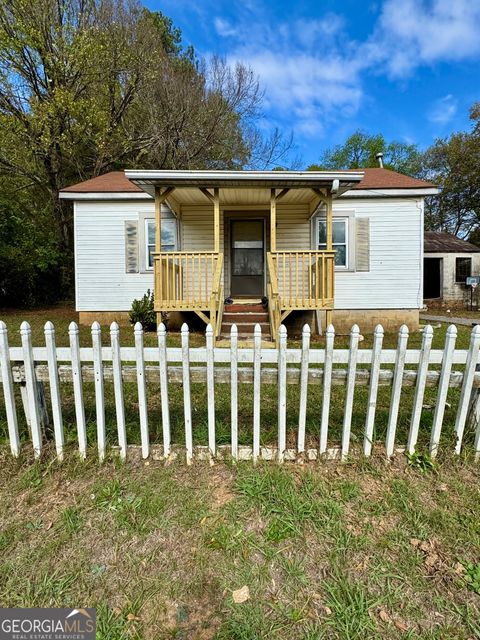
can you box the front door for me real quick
[230,219,264,297]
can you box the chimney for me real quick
[375,152,384,169]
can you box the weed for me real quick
[462,562,480,595]
[406,451,437,474]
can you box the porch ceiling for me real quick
[140,186,328,206]
[124,169,364,205]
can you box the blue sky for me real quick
[147,0,480,167]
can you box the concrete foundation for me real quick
[80,308,420,335]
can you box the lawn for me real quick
[0,303,476,349]
[0,451,479,639]
[0,304,478,456]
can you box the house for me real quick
[59,167,437,342]
[424,231,480,307]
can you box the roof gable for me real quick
[61,171,143,193]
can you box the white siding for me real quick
[74,196,423,312]
[331,198,423,310]
[75,200,155,311]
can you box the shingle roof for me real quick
[424,231,480,253]
[60,171,143,193]
[350,167,435,190]
[59,167,436,193]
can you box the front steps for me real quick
[220,303,272,340]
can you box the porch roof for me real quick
[124,169,364,202]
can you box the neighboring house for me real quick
[424,231,480,307]
[59,167,437,341]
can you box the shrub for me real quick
[129,289,156,331]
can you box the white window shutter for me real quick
[355,218,370,272]
[125,220,139,273]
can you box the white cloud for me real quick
[208,0,480,140]
[428,94,458,124]
[372,0,480,77]
[214,17,238,38]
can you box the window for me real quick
[145,219,177,269]
[455,257,472,283]
[318,218,348,267]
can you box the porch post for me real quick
[214,187,220,253]
[155,186,162,252]
[154,187,175,322]
[155,187,162,322]
[325,193,333,251]
[325,192,333,327]
[270,188,276,252]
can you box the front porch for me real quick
[126,170,364,343]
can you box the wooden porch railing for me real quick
[267,250,335,343]
[268,250,335,310]
[154,251,224,338]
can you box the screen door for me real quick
[230,220,264,297]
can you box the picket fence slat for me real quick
[111,323,127,460]
[320,324,334,454]
[206,324,216,458]
[407,325,433,454]
[386,325,409,457]
[430,325,457,457]
[135,322,149,459]
[181,323,193,464]
[158,323,170,458]
[21,322,42,458]
[455,325,480,454]
[252,324,261,463]
[92,322,106,461]
[45,322,64,460]
[2,319,480,464]
[69,322,87,458]
[0,321,20,457]
[277,325,287,462]
[230,325,238,460]
[297,324,310,454]
[364,324,384,457]
[342,324,360,460]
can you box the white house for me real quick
[59,167,438,341]
[424,231,480,307]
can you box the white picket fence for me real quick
[0,319,480,463]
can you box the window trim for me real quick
[316,216,349,269]
[312,208,356,272]
[137,209,177,274]
[144,218,178,271]
[455,256,472,284]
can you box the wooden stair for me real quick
[220,303,272,340]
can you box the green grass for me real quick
[0,453,478,638]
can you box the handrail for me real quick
[266,253,281,342]
[209,254,224,340]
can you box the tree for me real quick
[0,0,293,305]
[308,130,422,176]
[423,104,480,239]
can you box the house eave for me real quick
[341,187,440,198]
[124,169,365,196]
[59,191,153,200]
